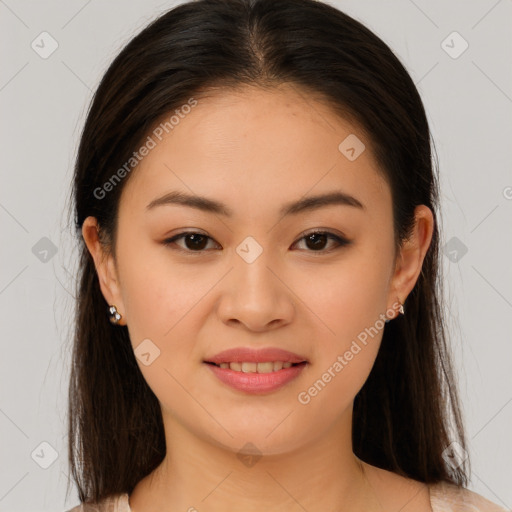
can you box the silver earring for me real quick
[384,300,405,323]
[108,305,122,325]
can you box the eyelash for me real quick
[163,229,351,255]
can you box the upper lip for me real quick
[204,347,308,364]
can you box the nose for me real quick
[216,250,296,332]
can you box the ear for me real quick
[81,216,127,326]
[387,205,434,319]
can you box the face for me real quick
[84,84,431,457]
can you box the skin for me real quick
[82,84,434,512]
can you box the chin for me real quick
[198,416,313,459]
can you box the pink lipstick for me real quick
[203,347,308,394]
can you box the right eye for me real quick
[163,231,221,252]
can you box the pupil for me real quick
[306,233,327,250]
[186,234,207,250]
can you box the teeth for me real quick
[216,361,298,373]
[241,362,257,373]
[256,362,274,373]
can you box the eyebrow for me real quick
[146,190,365,217]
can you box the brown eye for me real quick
[304,232,329,250]
[293,230,351,253]
[163,232,219,252]
[163,230,351,254]
[182,233,209,250]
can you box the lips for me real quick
[204,347,308,365]
[203,347,308,394]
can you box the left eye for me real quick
[293,230,351,252]
[163,230,351,253]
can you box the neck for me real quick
[129,408,383,512]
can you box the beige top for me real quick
[66,481,509,511]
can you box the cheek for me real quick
[293,251,391,348]
[290,248,391,403]
[294,277,385,425]
[117,235,200,341]
[117,251,208,417]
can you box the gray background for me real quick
[0,0,511,511]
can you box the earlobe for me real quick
[81,216,126,324]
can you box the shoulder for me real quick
[65,493,130,512]
[429,481,509,512]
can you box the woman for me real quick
[66,0,507,510]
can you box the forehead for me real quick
[119,84,390,220]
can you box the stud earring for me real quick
[108,305,122,325]
[384,300,405,323]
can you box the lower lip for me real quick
[204,362,307,394]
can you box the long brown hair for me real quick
[67,0,469,504]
